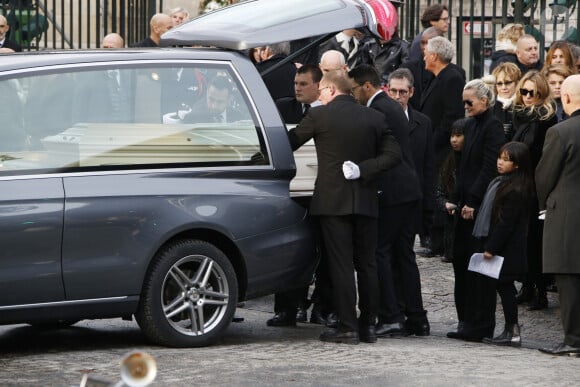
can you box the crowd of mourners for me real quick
[254,4,580,357]
[4,2,577,357]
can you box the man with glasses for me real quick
[408,4,450,62]
[348,65,430,338]
[387,68,436,263]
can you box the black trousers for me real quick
[273,217,334,315]
[453,218,496,338]
[496,280,518,325]
[376,201,427,324]
[319,214,379,331]
[555,274,580,347]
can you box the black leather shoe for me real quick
[325,312,338,328]
[539,343,580,356]
[266,312,296,327]
[319,329,360,344]
[359,325,377,343]
[447,321,465,339]
[309,308,326,325]
[375,322,408,337]
[405,320,430,336]
[296,307,307,322]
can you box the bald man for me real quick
[130,13,172,47]
[0,15,22,52]
[515,35,542,75]
[102,33,124,48]
[536,74,580,356]
[319,50,348,74]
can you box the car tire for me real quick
[136,239,238,347]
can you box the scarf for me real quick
[496,95,515,110]
[473,175,508,238]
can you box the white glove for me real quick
[342,160,360,180]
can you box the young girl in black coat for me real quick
[472,142,534,347]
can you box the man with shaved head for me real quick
[130,13,172,47]
[102,33,124,48]
[319,50,349,74]
[536,74,580,356]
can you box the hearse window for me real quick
[0,64,265,174]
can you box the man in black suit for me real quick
[536,74,580,356]
[0,15,22,52]
[386,68,436,263]
[129,13,172,47]
[276,64,322,125]
[419,36,465,256]
[256,42,297,101]
[349,65,429,337]
[288,71,401,344]
[268,64,332,327]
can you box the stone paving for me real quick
[0,247,576,386]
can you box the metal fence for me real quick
[398,0,580,79]
[2,0,579,79]
[0,0,165,49]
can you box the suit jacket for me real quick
[255,54,296,101]
[276,97,306,124]
[456,109,505,211]
[369,92,421,207]
[408,106,435,233]
[288,94,401,217]
[536,110,580,273]
[1,38,22,52]
[419,64,466,167]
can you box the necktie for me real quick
[348,38,355,55]
[303,103,310,115]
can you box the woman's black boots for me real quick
[482,323,521,347]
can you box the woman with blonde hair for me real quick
[492,62,522,141]
[511,70,557,311]
[489,23,525,73]
[170,7,189,26]
[446,79,505,342]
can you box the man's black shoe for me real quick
[325,312,338,328]
[309,308,327,325]
[319,328,360,345]
[375,322,408,337]
[266,312,296,327]
[296,307,307,322]
[359,325,377,343]
[539,343,580,356]
[405,320,430,336]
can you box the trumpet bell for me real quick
[120,351,157,387]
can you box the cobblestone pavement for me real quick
[0,248,576,386]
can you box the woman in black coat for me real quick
[511,70,558,310]
[447,79,505,342]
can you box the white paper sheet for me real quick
[468,253,504,279]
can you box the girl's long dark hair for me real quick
[440,118,468,195]
[493,142,534,222]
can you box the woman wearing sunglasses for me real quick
[446,79,505,342]
[511,70,558,311]
[492,62,522,141]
